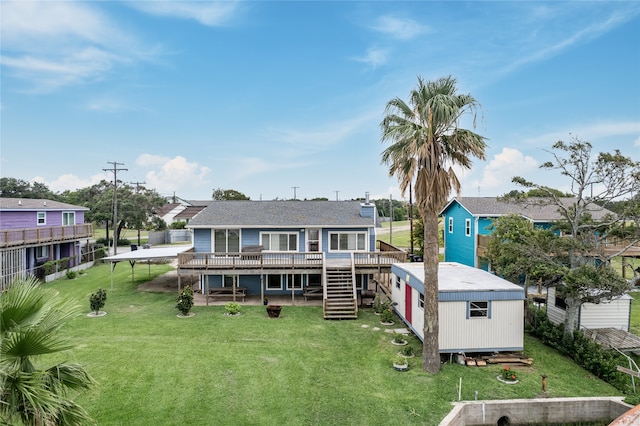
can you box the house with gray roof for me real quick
[439,197,614,270]
[177,199,405,319]
[0,198,92,288]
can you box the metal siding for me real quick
[444,203,475,267]
[439,300,524,352]
[579,299,631,331]
[546,287,566,326]
[193,229,211,252]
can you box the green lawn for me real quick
[44,264,623,425]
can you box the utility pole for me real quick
[389,194,393,246]
[130,181,146,246]
[291,186,299,200]
[409,185,414,254]
[103,162,127,255]
[334,190,340,201]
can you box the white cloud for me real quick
[634,138,640,147]
[471,148,538,192]
[136,154,212,196]
[350,47,389,68]
[371,15,429,41]
[32,173,110,193]
[129,1,240,26]
[1,1,149,91]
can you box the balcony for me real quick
[476,234,640,258]
[178,249,406,275]
[0,224,93,249]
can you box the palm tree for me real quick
[381,76,487,373]
[0,277,95,425]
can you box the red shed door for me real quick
[405,284,412,324]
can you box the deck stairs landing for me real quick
[323,259,358,320]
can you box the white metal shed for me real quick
[391,262,525,354]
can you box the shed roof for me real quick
[0,198,89,211]
[187,200,375,228]
[393,262,525,293]
[442,197,613,222]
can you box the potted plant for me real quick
[391,332,408,346]
[88,288,107,317]
[176,286,194,317]
[380,308,395,325]
[224,302,242,316]
[263,297,269,306]
[497,365,519,384]
[393,354,409,371]
[266,304,282,318]
[399,345,415,358]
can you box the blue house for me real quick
[178,199,405,319]
[439,197,613,270]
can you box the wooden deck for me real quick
[0,224,93,248]
[583,328,640,354]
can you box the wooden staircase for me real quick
[323,258,358,320]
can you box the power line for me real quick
[103,162,127,255]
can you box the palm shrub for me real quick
[0,276,95,425]
[176,287,194,316]
[89,288,107,314]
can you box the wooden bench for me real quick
[207,287,247,302]
[303,286,323,301]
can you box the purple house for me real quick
[0,198,92,288]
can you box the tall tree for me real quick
[0,178,59,200]
[498,137,640,333]
[381,75,487,373]
[211,188,250,200]
[0,277,95,425]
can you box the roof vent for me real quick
[43,201,47,206]
[18,200,22,205]
[365,192,370,204]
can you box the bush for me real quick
[42,261,57,276]
[526,304,628,392]
[57,257,70,271]
[176,287,194,316]
[169,221,187,229]
[95,237,131,247]
[90,288,107,314]
[225,302,241,315]
[380,308,395,324]
[66,270,77,280]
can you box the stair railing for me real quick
[350,252,358,316]
[322,252,328,314]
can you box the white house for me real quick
[391,262,525,353]
[546,286,632,332]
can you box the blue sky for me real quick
[1,1,639,202]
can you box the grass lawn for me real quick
[44,264,623,425]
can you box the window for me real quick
[448,217,453,233]
[418,293,424,309]
[465,219,471,236]
[214,229,240,253]
[266,275,282,290]
[308,274,322,287]
[555,295,567,310]
[307,229,320,251]
[395,275,401,289]
[286,274,303,290]
[35,246,49,258]
[469,301,488,318]
[261,233,298,251]
[62,211,75,226]
[37,212,46,225]
[355,274,364,290]
[329,232,365,251]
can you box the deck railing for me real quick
[178,249,406,270]
[0,224,93,248]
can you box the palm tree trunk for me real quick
[422,211,440,373]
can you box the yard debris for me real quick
[457,352,533,367]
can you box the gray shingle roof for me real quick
[188,201,374,228]
[0,198,89,211]
[446,197,613,221]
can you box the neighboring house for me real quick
[546,286,631,332]
[391,262,525,353]
[177,198,405,319]
[172,206,206,225]
[156,203,186,225]
[440,197,615,270]
[0,198,92,288]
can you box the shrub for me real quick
[380,308,395,324]
[176,287,194,316]
[401,345,414,356]
[42,261,57,276]
[90,288,107,314]
[66,270,77,280]
[169,221,187,229]
[225,302,241,315]
[57,257,70,271]
[392,333,407,344]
